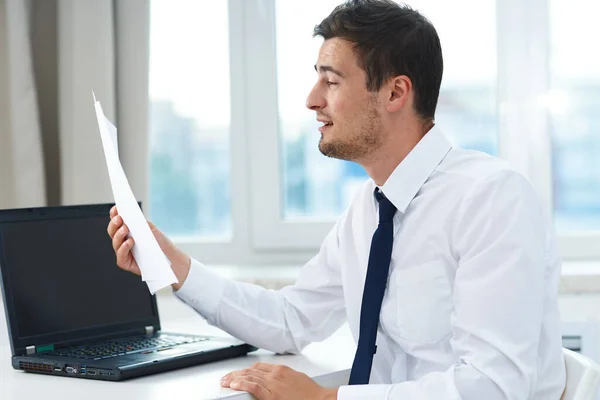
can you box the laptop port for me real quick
[80,366,87,375]
[65,366,77,374]
[86,370,97,376]
[53,366,62,372]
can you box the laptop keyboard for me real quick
[46,334,209,360]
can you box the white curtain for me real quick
[0,0,45,208]
[0,0,150,209]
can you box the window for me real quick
[146,0,600,261]
[276,0,368,220]
[148,0,232,239]
[549,0,600,231]
[411,0,497,156]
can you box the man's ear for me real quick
[387,75,412,113]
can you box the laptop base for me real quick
[13,342,257,381]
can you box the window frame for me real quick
[161,0,600,262]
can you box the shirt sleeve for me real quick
[337,170,559,400]
[174,219,347,355]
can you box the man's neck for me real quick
[363,121,434,186]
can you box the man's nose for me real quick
[306,85,326,111]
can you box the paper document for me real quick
[93,92,177,294]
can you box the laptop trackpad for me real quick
[119,341,228,364]
[132,346,197,361]
[112,348,193,368]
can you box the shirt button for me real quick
[191,299,199,305]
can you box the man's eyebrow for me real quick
[314,64,345,78]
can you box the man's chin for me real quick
[318,138,332,157]
[319,139,349,161]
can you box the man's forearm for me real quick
[321,388,339,400]
[171,253,191,291]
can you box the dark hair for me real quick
[313,0,443,120]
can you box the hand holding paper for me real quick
[93,93,177,294]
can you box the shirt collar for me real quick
[377,125,452,214]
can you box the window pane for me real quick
[550,0,600,231]
[276,0,355,220]
[149,0,231,238]
[276,0,497,220]
[412,0,497,156]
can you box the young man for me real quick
[108,1,566,398]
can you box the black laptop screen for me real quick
[0,214,155,339]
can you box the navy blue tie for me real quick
[348,189,397,385]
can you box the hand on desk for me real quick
[106,206,191,290]
[221,362,339,400]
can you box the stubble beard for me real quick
[318,97,383,163]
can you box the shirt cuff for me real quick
[337,384,393,400]
[173,258,227,321]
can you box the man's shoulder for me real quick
[437,148,543,220]
[437,147,525,188]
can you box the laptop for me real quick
[0,203,256,381]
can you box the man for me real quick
[107,0,566,398]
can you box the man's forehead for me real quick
[318,38,352,60]
[316,38,358,73]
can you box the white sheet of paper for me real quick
[93,92,177,294]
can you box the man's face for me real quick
[306,38,385,162]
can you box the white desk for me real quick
[0,293,354,400]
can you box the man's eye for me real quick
[327,81,338,86]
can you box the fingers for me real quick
[116,237,135,269]
[221,370,271,398]
[109,206,118,219]
[249,363,288,379]
[229,376,271,398]
[228,374,269,387]
[107,215,123,238]
[250,363,278,373]
[221,368,268,386]
[112,224,129,253]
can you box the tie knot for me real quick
[375,190,397,222]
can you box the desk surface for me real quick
[0,293,354,400]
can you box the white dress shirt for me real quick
[175,125,566,399]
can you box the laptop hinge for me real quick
[26,345,35,355]
[145,325,154,336]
